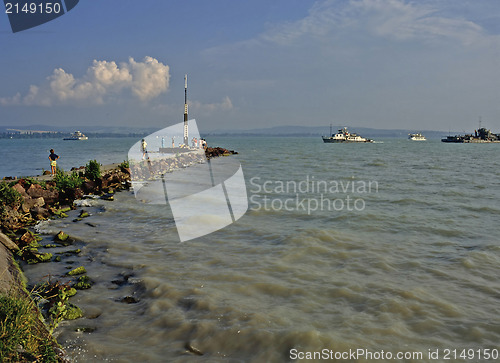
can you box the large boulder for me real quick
[11,183,29,199]
[21,197,45,213]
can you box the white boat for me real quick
[64,131,88,140]
[408,133,426,141]
[322,127,373,143]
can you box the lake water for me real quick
[12,136,500,362]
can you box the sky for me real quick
[1,0,500,133]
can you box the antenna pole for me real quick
[183,74,188,145]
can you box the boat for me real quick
[322,126,373,143]
[408,133,426,141]
[441,127,500,143]
[64,131,88,140]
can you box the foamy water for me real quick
[21,137,500,362]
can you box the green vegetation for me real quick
[0,294,58,362]
[85,159,101,181]
[22,177,47,189]
[34,280,82,334]
[53,168,83,192]
[0,183,22,216]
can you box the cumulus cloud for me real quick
[0,56,169,106]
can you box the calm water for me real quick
[16,136,500,362]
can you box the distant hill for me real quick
[0,124,453,139]
[205,125,451,139]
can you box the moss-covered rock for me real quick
[36,253,53,263]
[79,210,89,218]
[65,288,77,297]
[74,275,92,290]
[63,303,83,320]
[67,266,86,276]
[54,231,69,242]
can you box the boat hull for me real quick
[322,137,373,143]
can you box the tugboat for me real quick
[322,126,373,143]
[408,133,426,141]
[63,131,88,140]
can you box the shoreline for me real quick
[0,146,237,360]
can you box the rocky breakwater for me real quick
[0,160,131,361]
[205,146,238,159]
[0,147,237,360]
[129,147,238,181]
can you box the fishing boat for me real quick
[322,126,373,143]
[408,133,426,141]
[64,131,88,140]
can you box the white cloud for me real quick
[0,56,170,106]
[190,96,233,113]
[213,0,496,51]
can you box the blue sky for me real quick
[1,0,499,132]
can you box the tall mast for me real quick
[183,74,188,145]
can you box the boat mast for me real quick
[183,74,188,145]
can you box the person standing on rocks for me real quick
[48,149,59,176]
[141,139,148,159]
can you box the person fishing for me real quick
[48,149,59,176]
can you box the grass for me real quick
[0,293,59,362]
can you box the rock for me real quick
[74,275,92,290]
[42,170,51,175]
[26,183,42,197]
[19,231,37,247]
[21,197,45,213]
[67,266,86,276]
[79,210,89,218]
[75,326,96,333]
[36,252,53,263]
[101,194,114,201]
[54,231,69,242]
[184,342,204,356]
[65,288,77,297]
[30,206,50,220]
[0,231,20,252]
[64,303,83,320]
[120,296,138,304]
[81,180,97,194]
[11,183,28,198]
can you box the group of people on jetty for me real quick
[140,136,207,160]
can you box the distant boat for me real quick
[64,131,88,140]
[408,133,426,141]
[441,127,500,143]
[322,126,373,143]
